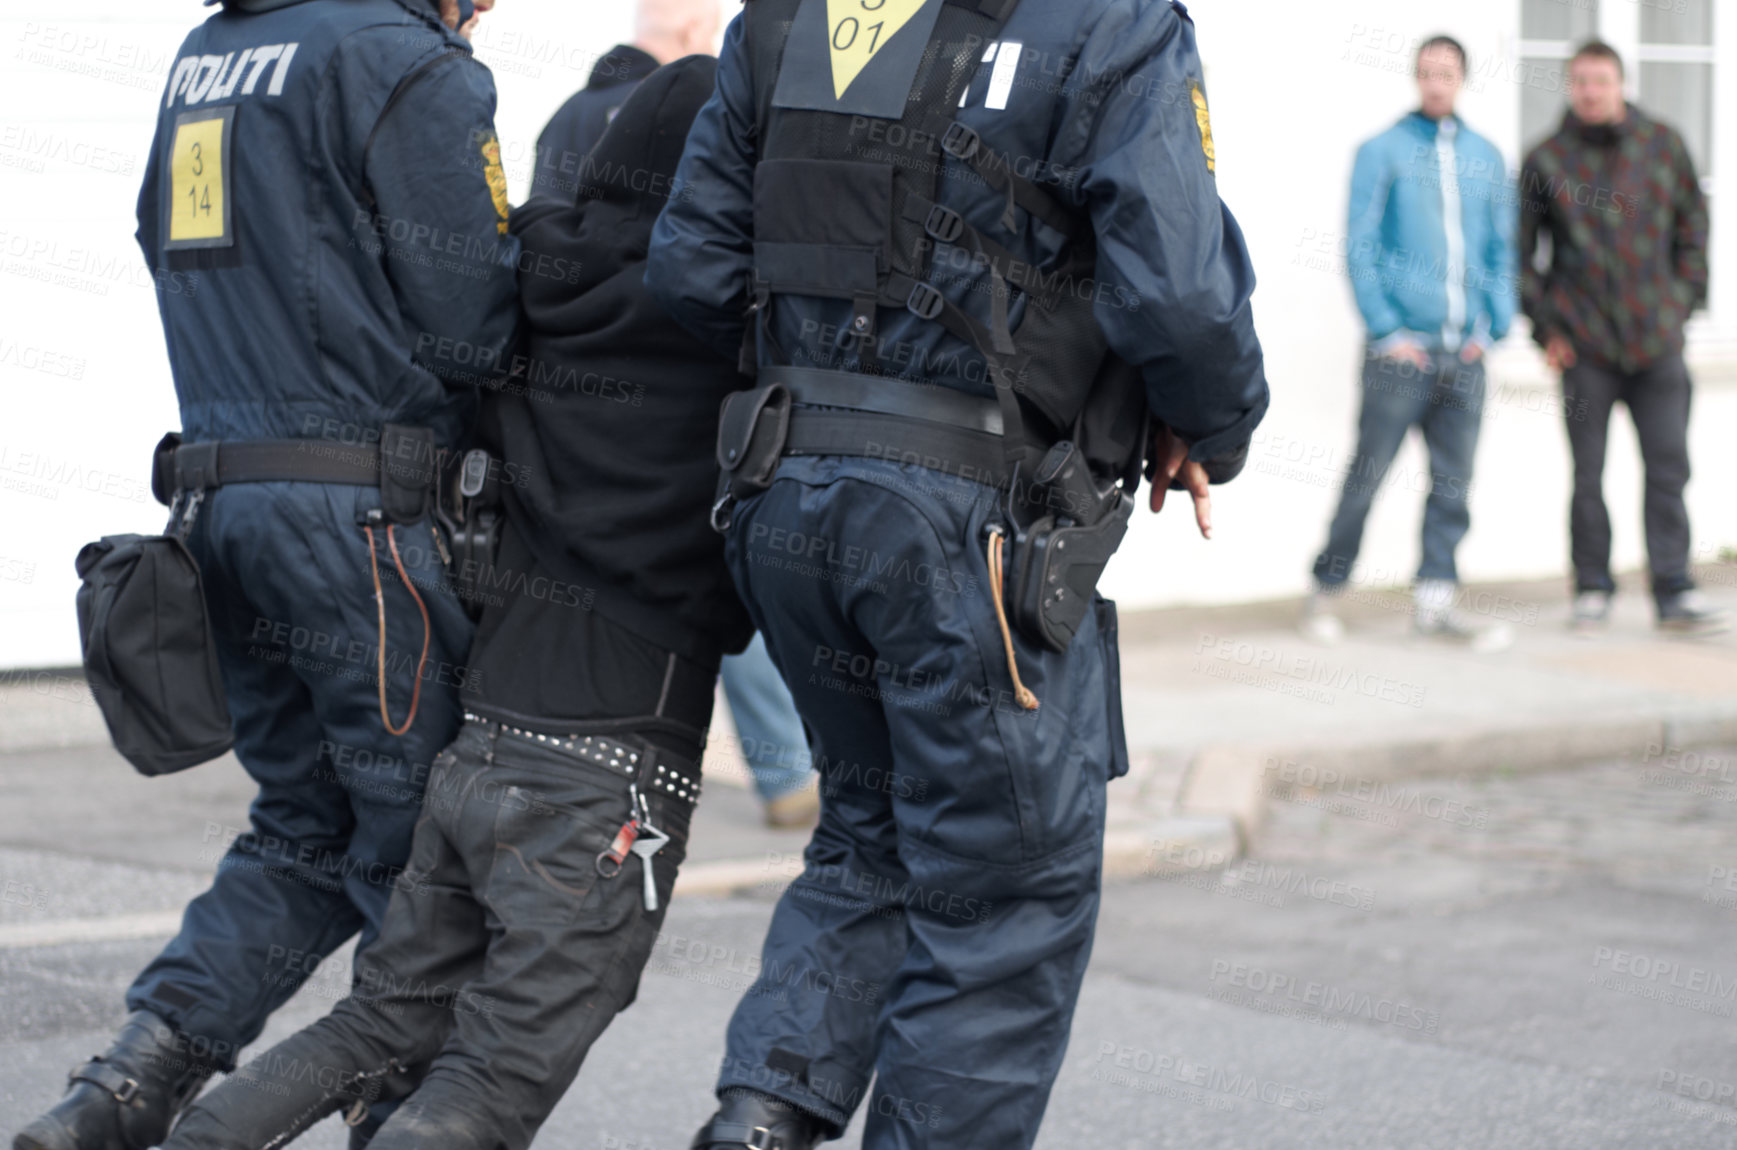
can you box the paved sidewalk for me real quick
[1106,566,1737,858]
[4,565,1734,890]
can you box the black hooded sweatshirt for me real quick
[531,45,661,200]
[465,54,752,727]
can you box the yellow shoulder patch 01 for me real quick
[479,131,509,234]
[1188,77,1215,173]
[827,0,928,100]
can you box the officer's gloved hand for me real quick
[1148,422,1212,539]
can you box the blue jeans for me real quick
[1312,346,1486,589]
[720,632,813,802]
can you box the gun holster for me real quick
[1001,441,1134,653]
[379,423,438,524]
[711,383,791,533]
[435,447,503,622]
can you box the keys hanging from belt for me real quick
[595,784,669,912]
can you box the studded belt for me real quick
[463,713,703,806]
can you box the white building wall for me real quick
[0,0,1730,667]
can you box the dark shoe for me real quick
[691,1089,825,1150]
[1657,591,1731,636]
[367,1094,496,1150]
[163,1028,410,1150]
[13,1012,212,1150]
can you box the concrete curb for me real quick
[1177,706,1737,853]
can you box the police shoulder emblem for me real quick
[1188,77,1215,174]
[479,131,509,234]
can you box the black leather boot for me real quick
[366,1093,497,1150]
[160,1027,410,1150]
[691,1089,826,1150]
[13,1012,213,1150]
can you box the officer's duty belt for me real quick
[768,365,1014,488]
[151,438,380,506]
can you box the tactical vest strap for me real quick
[922,117,1081,238]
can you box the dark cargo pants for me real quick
[715,456,1125,1150]
[160,718,695,1150]
[127,481,473,1070]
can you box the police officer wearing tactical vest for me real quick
[15,3,516,1149]
[647,0,1268,1146]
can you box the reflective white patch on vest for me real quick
[982,42,999,63]
[986,40,1020,111]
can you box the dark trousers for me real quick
[160,720,696,1150]
[717,456,1123,1150]
[1312,347,1486,588]
[1561,354,1695,598]
[127,482,473,1070]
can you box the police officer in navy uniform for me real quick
[647,0,1267,1146]
[15,2,516,1149]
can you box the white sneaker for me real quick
[1571,590,1612,632]
[1299,590,1345,646]
[1415,580,1515,652]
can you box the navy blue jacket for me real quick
[647,0,1267,466]
[530,44,661,201]
[137,0,520,447]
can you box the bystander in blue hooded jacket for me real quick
[1347,110,1515,352]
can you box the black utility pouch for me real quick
[711,383,791,532]
[1003,441,1135,653]
[75,531,234,776]
[379,423,438,524]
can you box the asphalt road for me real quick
[3,742,1736,1149]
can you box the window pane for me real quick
[1641,2,1714,46]
[1639,61,1714,176]
[1521,0,1599,41]
[1521,57,1572,150]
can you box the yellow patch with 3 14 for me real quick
[167,107,235,249]
[826,0,928,99]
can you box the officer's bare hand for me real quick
[1150,423,1212,539]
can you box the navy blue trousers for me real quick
[126,482,473,1070]
[717,457,1126,1149]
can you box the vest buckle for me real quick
[924,203,966,245]
[906,281,946,321]
[940,121,981,162]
